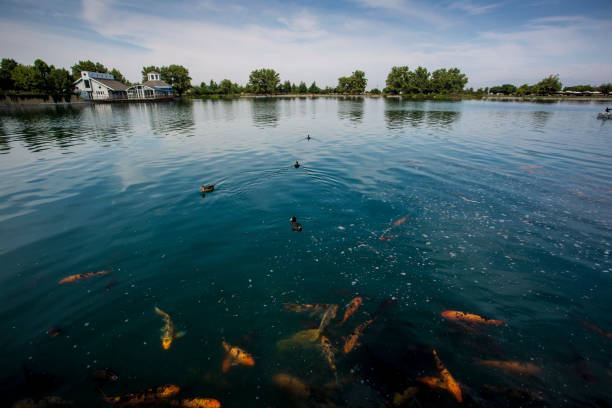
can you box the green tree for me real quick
[535,74,562,95]
[338,70,367,94]
[281,80,291,94]
[298,81,308,93]
[369,88,381,95]
[385,66,410,95]
[308,81,320,94]
[0,58,18,90]
[159,65,191,96]
[219,79,233,95]
[141,66,161,82]
[410,66,431,94]
[33,59,51,93]
[48,67,73,102]
[71,60,108,80]
[11,64,36,91]
[248,68,280,94]
[516,83,532,96]
[110,68,129,85]
[599,83,612,94]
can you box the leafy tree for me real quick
[308,81,320,94]
[409,66,431,94]
[338,70,367,94]
[141,66,161,82]
[599,83,612,94]
[385,66,410,95]
[516,83,532,96]
[219,79,233,95]
[281,80,291,94]
[11,64,36,91]
[298,81,308,94]
[208,80,219,94]
[48,67,73,102]
[369,88,381,95]
[0,58,18,90]
[159,65,191,96]
[33,59,52,93]
[110,68,129,85]
[71,60,108,80]
[535,74,562,95]
[248,68,280,94]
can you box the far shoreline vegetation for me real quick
[1,57,610,104]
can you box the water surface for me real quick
[1,98,611,407]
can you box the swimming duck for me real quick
[294,161,300,168]
[200,185,215,193]
[307,134,311,140]
[290,216,303,232]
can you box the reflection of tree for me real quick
[530,110,551,129]
[0,120,9,153]
[425,110,460,127]
[145,99,195,136]
[337,97,364,123]
[251,98,279,128]
[384,98,460,129]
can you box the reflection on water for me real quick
[337,97,364,123]
[0,98,611,407]
[384,99,461,129]
[250,98,280,128]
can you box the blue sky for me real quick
[1,0,611,88]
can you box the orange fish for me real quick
[393,215,408,226]
[476,359,542,376]
[320,335,338,381]
[344,318,375,354]
[103,384,180,405]
[340,297,363,325]
[282,302,332,317]
[180,398,221,408]
[418,349,462,402]
[379,234,399,241]
[59,270,111,284]
[221,340,255,373]
[579,319,612,339]
[441,310,505,326]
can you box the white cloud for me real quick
[449,1,503,15]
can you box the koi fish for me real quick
[418,349,462,402]
[221,340,255,373]
[320,335,338,382]
[155,307,185,350]
[579,319,612,339]
[476,359,542,376]
[272,373,310,398]
[339,297,363,325]
[482,384,546,402]
[103,384,180,405]
[441,310,505,326]
[379,235,399,241]
[179,398,221,408]
[393,215,408,226]
[344,318,375,354]
[314,304,338,340]
[283,302,333,317]
[58,270,111,284]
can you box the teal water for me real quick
[0,98,611,407]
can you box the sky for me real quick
[0,0,611,89]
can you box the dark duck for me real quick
[290,216,303,232]
[294,161,300,168]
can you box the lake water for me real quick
[0,97,610,407]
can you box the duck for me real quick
[290,216,303,232]
[307,134,311,140]
[294,161,300,168]
[200,185,215,193]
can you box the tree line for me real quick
[0,58,193,100]
[485,75,611,96]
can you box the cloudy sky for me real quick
[1,0,611,89]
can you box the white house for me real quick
[126,71,174,99]
[73,71,128,100]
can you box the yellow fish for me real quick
[222,340,255,372]
[154,307,184,350]
[320,335,338,382]
[418,349,462,402]
[103,384,180,405]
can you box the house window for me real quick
[84,80,90,88]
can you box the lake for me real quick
[0,97,611,407]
